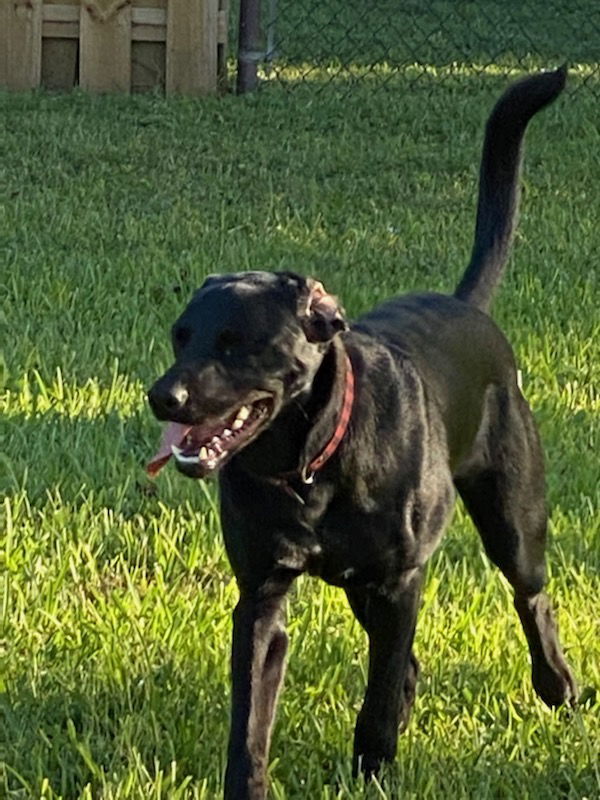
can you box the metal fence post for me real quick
[237,0,262,93]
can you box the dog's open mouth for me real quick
[147,394,274,478]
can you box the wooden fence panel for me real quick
[166,0,217,95]
[42,3,79,39]
[2,0,225,93]
[80,2,132,92]
[1,0,43,90]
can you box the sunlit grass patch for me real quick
[1,364,144,420]
[260,59,600,89]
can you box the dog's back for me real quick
[353,291,515,469]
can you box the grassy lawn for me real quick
[1,50,599,800]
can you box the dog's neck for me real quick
[294,340,353,482]
[233,336,351,482]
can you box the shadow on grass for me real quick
[0,659,227,797]
[1,656,598,798]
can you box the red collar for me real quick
[302,351,354,482]
[270,348,355,500]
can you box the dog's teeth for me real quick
[209,436,224,454]
[223,428,232,438]
[231,404,253,431]
[174,451,200,465]
[199,446,208,460]
[206,459,217,469]
[170,444,183,457]
[237,405,251,421]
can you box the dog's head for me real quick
[147,271,346,478]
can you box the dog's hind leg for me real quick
[346,567,424,778]
[224,579,293,800]
[455,386,577,708]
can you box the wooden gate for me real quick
[0,0,228,94]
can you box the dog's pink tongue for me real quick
[147,422,192,477]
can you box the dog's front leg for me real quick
[347,567,424,779]
[224,583,292,800]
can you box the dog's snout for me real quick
[148,377,189,419]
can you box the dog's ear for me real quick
[300,279,347,343]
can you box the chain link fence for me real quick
[233,0,600,93]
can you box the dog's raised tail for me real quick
[454,66,566,312]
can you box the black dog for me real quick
[148,68,576,799]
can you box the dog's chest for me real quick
[299,488,424,588]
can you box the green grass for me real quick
[1,59,599,799]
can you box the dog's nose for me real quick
[147,379,189,419]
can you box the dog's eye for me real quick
[172,326,191,350]
[215,329,242,356]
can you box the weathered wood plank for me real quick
[132,6,166,42]
[43,4,79,23]
[166,0,218,95]
[43,21,79,38]
[217,2,227,43]
[1,0,43,89]
[132,24,165,42]
[80,2,132,92]
[42,2,166,25]
[132,7,165,25]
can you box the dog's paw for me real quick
[532,659,578,708]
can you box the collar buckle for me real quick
[302,470,315,485]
